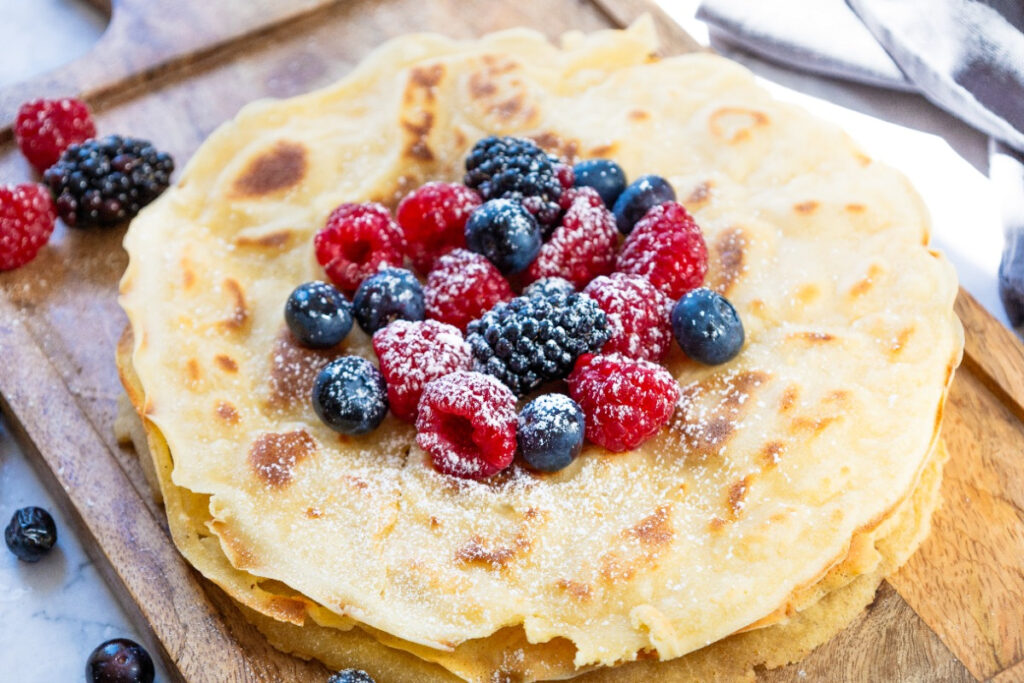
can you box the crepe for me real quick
[117,17,962,680]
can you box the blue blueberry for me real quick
[352,268,425,335]
[517,394,586,472]
[671,288,745,365]
[5,506,57,562]
[327,670,375,683]
[573,158,627,208]
[465,198,542,275]
[284,281,352,349]
[611,174,676,235]
[86,638,155,683]
[524,276,575,299]
[312,356,388,435]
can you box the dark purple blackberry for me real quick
[463,136,563,230]
[42,134,174,228]
[466,289,609,396]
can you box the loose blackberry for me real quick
[463,136,563,230]
[466,289,610,396]
[43,134,173,228]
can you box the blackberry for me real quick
[463,136,563,230]
[466,289,609,396]
[43,134,174,228]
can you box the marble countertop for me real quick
[0,1,1011,681]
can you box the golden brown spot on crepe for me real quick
[588,143,617,157]
[530,132,580,162]
[628,109,650,121]
[493,95,530,122]
[402,111,435,161]
[627,505,673,547]
[790,414,841,435]
[306,507,323,519]
[599,552,636,583]
[233,141,307,197]
[468,72,498,98]
[454,129,467,148]
[825,390,849,404]
[685,180,713,208]
[556,579,593,602]
[219,278,249,331]
[710,227,745,294]
[235,229,293,250]
[856,152,872,166]
[267,329,342,408]
[182,261,196,290]
[845,203,866,213]
[405,63,444,104]
[266,596,308,625]
[216,400,239,424]
[780,385,799,412]
[185,358,201,385]
[455,537,518,568]
[214,354,238,373]
[143,399,155,415]
[727,476,753,518]
[672,371,767,457]
[212,522,258,570]
[709,107,769,144]
[849,264,884,298]
[796,283,821,304]
[248,430,316,487]
[794,200,819,214]
[429,516,441,529]
[889,325,914,355]
[760,441,784,469]
[708,517,728,533]
[787,331,834,344]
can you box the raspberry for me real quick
[616,201,708,298]
[43,135,174,228]
[583,273,673,362]
[314,202,405,294]
[424,249,513,332]
[567,353,680,452]
[464,136,563,230]
[396,182,481,274]
[372,320,472,422]
[15,98,96,174]
[554,163,575,191]
[525,187,618,289]
[416,371,517,479]
[0,184,57,271]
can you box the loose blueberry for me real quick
[285,281,353,349]
[85,638,155,683]
[611,174,676,235]
[465,198,542,275]
[573,158,627,208]
[517,394,586,472]
[524,276,575,299]
[327,669,376,683]
[312,356,389,434]
[671,287,745,365]
[352,268,425,335]
[5,506,57,562]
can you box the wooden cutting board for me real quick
[1,0,1022,681]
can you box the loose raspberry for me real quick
[424,249,513,332]
[525,187,618,289]
[15,98,96,174]
[616,201,708,299]
[314,203,405,294]
[416,371,517,479]
[0,184,57,271]
[372,320,472,422]
[396,182,481,274]
[583,273,673,362]
[567,353,680,452]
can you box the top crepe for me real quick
[119,18,962,668]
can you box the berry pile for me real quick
[1,97,175,270]
[292,135,746,479]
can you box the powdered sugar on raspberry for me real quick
[583,273,673,362]
[616,201,708,298]
[424,248,513,331]
[526,186,618,289]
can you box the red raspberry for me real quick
[583,273,673,362]
[396,182,481,274]
[0,184,57,271]
[15,98,97,174]
[554,163,575,191]
[525,187,617,289]
[567,353,680,452]
[616,201,708,299]
[372,320,472,422]
[424,248,513,332]
[314,202,405,294]
[416,371,517,479]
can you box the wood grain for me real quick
[1,0,1023,680]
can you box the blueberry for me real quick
[611,174,676,235]
[5,506,57,562]
[465,198,542,274]
[285,281,353,349]
[85,638,155,683]
[328,669,376,683]
[524,277,575,299]
[517,394,585,472]
[671,288,745,365]
[573,158,627,208]
[352,268,425,335]
[312,356,388,434]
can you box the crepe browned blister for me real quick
[116,16,963,682]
